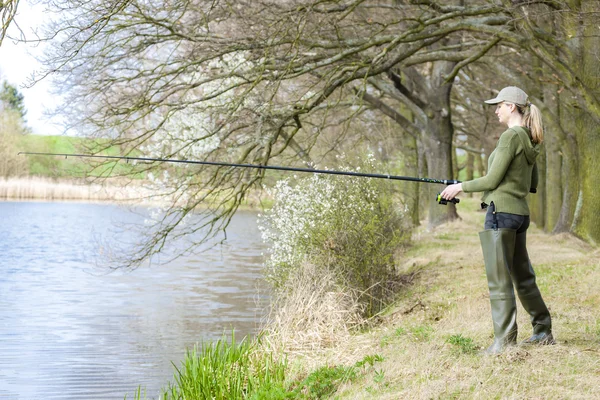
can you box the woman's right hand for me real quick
[440,183,463,200]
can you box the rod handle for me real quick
[436,193,460,205]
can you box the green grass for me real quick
[128,333,289,400]
[331,205,600,399]
[446,334,478,354]
[126,336,385,400]
[165,334,288,400]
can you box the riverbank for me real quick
[133,196,600,399]
[298,197,600,398]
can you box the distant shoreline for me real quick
[0,176,151,203]
[0,177,268,209]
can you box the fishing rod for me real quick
[18,151,460,205]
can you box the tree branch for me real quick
[0,0,19,46]
[356,89,420,140]
[443,36,501,83]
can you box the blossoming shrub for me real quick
[259,157,411,318]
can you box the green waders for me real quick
[479,228,518,354]
[479,203,554,354]
[512,230,554,345]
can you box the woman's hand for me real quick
[440,183,463,200]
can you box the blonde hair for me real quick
[517,103,544,144]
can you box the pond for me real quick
[0,201,268,399]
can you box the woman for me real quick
[440,86,554,354]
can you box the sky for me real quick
[0,1,62,135]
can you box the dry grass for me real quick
[261,262,364,364]
[286,197,600,399]
[0,177,268,210]
[0,177,150,202]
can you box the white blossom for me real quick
[257,154,397,285]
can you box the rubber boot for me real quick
[512,231,554,345]
[479,228,518,354]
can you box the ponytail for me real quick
[520,103,544,144]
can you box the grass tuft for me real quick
[159,332,288,400]
[446,334,478,354]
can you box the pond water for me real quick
[0,201,268,399]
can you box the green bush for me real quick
[289,354,384,399]
[259,155,411,317]
[294,365,356,399]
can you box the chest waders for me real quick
[479,202,553,355]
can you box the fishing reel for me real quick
[436,193,460,205]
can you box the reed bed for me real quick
[0,177,150,202]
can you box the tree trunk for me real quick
[543,127,562,232]
[465,151,474,198]
[553,108,579,233]
[572,129,600,244]
[417,141,428,223]
[422,61,459,227]
[529,147,546,229]
[401,132,420,227]
[569,4,600,243]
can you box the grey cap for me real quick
[484,86,529,106]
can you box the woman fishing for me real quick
[440,86,554,354]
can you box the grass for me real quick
[313,197,600,399]
[163,334,287,400]
[127,196,599,399]
[126,336,385,400]
[127,333,289,400]
[446,334,478,355]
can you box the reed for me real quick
[0,176,159,202]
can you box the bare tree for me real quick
[417,0,600,244]
[473,0,600,243]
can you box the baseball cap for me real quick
[484,86,529,105]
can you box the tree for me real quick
[0,79,29,177]
[427,0,600,244]
[493,0,600,243]
[0,80,27,120]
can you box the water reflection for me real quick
[0,201,268,399]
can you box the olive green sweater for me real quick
[462,126,540,216]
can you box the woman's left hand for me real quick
[440,183,463,200]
